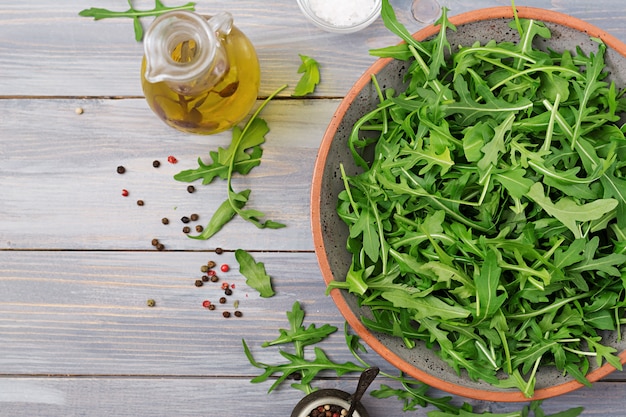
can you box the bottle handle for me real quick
[207,11,233,37]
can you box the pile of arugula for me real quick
[329,0,626,398]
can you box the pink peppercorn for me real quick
[220,264,230,272]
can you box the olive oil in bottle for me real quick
[142,11,260,135]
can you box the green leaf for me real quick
[292,54,320,97]
[79,1,196,41]
[235,249,275,298]
[188,190,250,240]
[382,290,471,321]
[474,250,506,320]
[526,183,617,238]
[173,146,263,185]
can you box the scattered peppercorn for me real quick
[220,264,230,273]
[182,226,191,234]
[75,107,84,115]
[121,189,129,197]
[187,185,196,193]
[147,299,156,307]
[152,160,160,168]
[200,265,209,273]
[181,216,190,224]
[207,261,216,268]
[224,288,233,296]
[210,275,219,283]
[221,282,229,290]
[195,225,203,233]
[202,300,211,308]
[156,243,165,251]
[161,217,169,225]
[233,300,240,309]
[222,311,231,318]
[117,166,125,174]
[215,247,223,254]
[207,269,216,277]
[151,238,159,246]
[190,213,199,221]
[137,200,144,206]
[201,275,209,282]
[208,304,216,310]
[234,310,242,317]
[167,155,178,164]
[219,297,226,304]
[194,280,203,287]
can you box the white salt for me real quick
[308,0,377,27]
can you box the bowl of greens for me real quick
[311,1,626,402]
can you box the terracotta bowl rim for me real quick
[311,6,626,402]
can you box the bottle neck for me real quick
[143,11,232,95]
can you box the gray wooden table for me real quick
[1,0,625,415]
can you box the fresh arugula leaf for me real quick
[235,249,275,298]
[79,0,196,41]
[188,190,250,240]
[175,85,288,239]
[293,54,321,97]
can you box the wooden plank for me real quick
[1,250,624,381]
[0,377,623,417]
[1,0,625,97]
[0,98,339,251]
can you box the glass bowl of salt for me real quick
[296,0,382,33]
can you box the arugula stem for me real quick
[226,85,288,224]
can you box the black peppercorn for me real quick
[215,247,223,254]
[194,280,203,287]
[187,185,195,193]
[208,304,216,310]
[219,297,226,304]
[181,216,190,223]
[156,243,165,251]
[234,310,242,317]
[207,260,216,268]
[117,165,125,174]
[210,275,219,283]
[201,275,209,282]
[151,238,159,246]
[137,200,144,206]
[152,160,160,168]
[222,311,231,318]
[182,226,191,234]
[195,225,203,233]
[190,213,199,221]
[161,217,169,225]
[224,288,233,296]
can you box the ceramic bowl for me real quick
[296,0,382,34]
[311,7,626,402]
[291,389,369,417]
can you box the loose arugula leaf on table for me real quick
[173,119,267,185]
[175,85,288,240]
[235,249,275,298]
[79,0,196,41]
[243,301,362,394]
[292,54,321,97]
[332,0,626,398]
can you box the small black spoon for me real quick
[345,367,379,417]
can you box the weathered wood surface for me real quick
[1,0,625,97]
[2,0,626,415]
